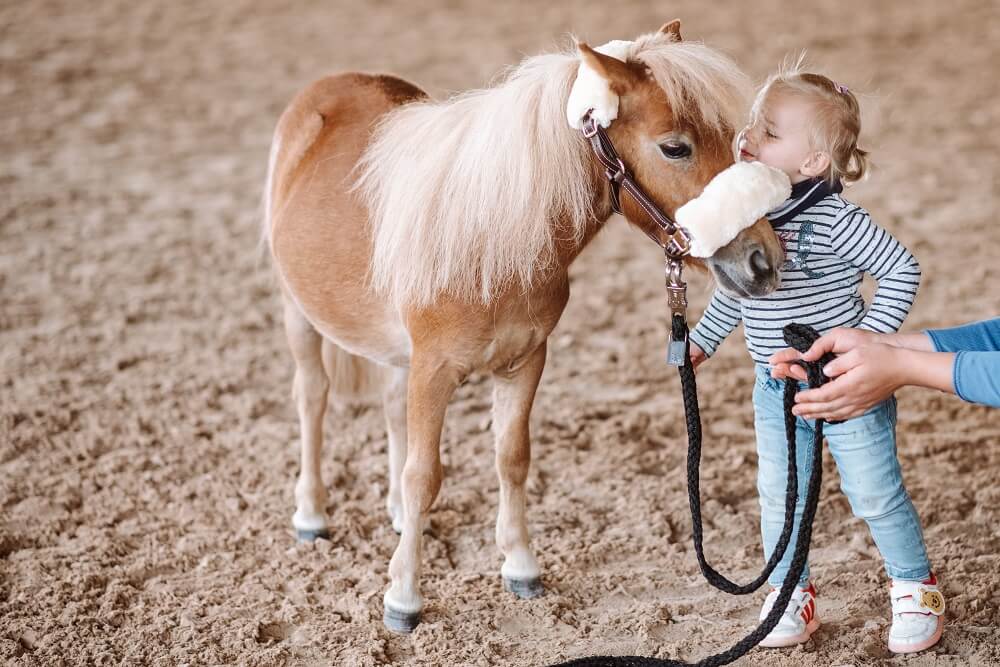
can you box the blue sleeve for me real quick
[950,352,1000,408]
[926,318,1000,352]
[926,318,1000,407]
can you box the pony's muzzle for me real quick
[707,220,783,298]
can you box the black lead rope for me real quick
[549,322,833,667]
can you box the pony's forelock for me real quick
[633,33,751,135]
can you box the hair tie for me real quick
[834,82,849,94]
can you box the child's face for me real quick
[738,93,819,184]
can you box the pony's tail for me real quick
[321,339,391,408]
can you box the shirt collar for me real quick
[766,177,844,226]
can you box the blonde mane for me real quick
[356,35,749,308]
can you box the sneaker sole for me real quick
[759,618,820,648]
[888,617,943,654]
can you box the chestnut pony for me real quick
[263,22,783,631]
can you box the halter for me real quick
[581,113,692,258]
[580,112,692,365]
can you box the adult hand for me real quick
[768,327,883,382]
[789,343,906,420]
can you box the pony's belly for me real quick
[273,235,412,367]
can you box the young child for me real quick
[688,63,945,654]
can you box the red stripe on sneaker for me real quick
[798,584,817,623]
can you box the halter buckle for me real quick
[665,226,692,257]
[605,158,627,184]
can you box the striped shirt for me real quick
[690,178,921,364]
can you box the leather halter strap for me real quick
[581,113,692,258]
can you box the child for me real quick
[688,62,945,654]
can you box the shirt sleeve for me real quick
[949,352,1000,407]
[926,318,1000,352]
[828,208,921,333]
[925,318,1000,408]
[689,289,742,357]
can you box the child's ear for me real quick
[800,151,831,179]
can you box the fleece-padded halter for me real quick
[567,42,790,257]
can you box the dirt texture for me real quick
[2,1,999,665]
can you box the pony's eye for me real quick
[659,141,692,160]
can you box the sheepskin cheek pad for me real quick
[565,40,632,129]
[676,162,791,258]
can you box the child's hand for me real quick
[689,341,707,370]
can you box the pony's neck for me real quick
[553,153,668,267]
[552,156,616,266]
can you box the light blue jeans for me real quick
[752,365,931,586]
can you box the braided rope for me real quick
[549,322,829,667]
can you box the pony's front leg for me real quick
[383,354,459,633]
[493,342,546,599]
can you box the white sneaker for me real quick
[888,574,945,654]
[759,582,820,648]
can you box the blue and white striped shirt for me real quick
[690,179,921,364]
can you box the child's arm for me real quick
[689,289,743,360]
[829,208,921,332]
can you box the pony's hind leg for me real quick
[383,352,461,633]
[382,366,408,534]
[492,342,546,599]
[284,298,331,542]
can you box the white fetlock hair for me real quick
[566,40,633,129]
[677,162,791,258]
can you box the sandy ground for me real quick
[2,1,999,665]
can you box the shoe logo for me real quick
[919,589,945,615]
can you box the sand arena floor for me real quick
[2,1,999,665]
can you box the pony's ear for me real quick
[577,41,634,91]
[659,19,682,41]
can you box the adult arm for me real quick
[926,318,1000,352]
[770,321,1000,416]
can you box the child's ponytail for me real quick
[841,144,869,185]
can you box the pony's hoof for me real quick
[503,576,544,599]
[383,606,421,634]
[296,527,330,542]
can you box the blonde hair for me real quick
[355,36,750,307]
[747,57,869,185]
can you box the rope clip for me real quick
[665,256,689,366]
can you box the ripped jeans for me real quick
[752,365,931,586]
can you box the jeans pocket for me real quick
[754,367,780,392]
[829,397,896,437]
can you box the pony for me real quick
[262,20,784,632]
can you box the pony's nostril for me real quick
[750,249,771,277]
